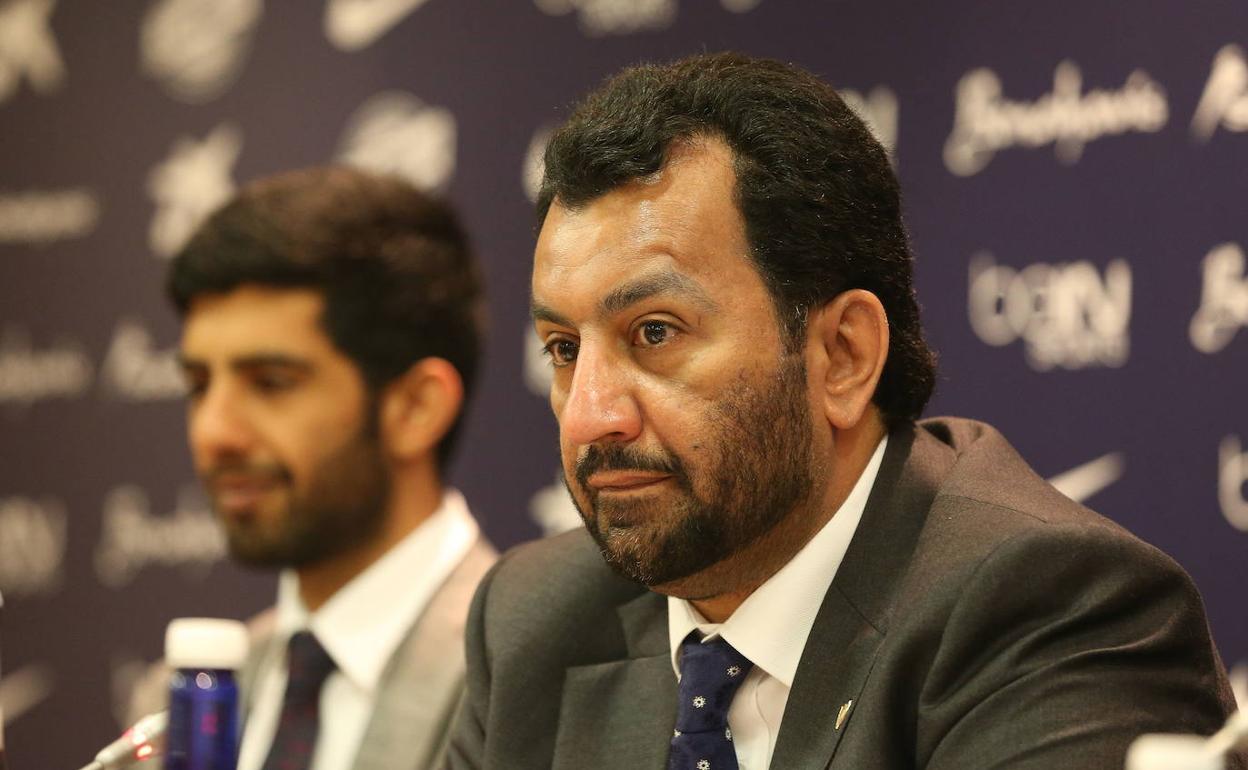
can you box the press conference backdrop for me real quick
[2,1,1246,766]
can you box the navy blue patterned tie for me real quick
[260,631,336,770]
[668,632,755,770]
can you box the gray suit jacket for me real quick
[447,419,1242,769]
[238,537,497,770]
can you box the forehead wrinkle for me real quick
[599,270,718,318]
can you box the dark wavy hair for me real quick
[168,166,484,470]
[537,53,935,425]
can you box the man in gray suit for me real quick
[168,166,494,770]
[447,54,1242,769]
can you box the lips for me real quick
[587,472,672,492]
[207,473,283,515]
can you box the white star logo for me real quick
[337,91,456,192]
[324,0,432,51]
[147,123,242,258]
[0,0,65,104]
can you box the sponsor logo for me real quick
[530,472,582,536]
[1190,242,1248,354]
[0,496,66,597]
[1230,662,1247,710]
[841,86,899,163]
[337,91,456,191]
[1191,44,1248,142]
[148,123,242,259]
[94,486,225,587]
[1046,452,1124,504]
[140,0,263,103]
[0,0,64,105]
[968,252,1131,370]
[522,125,555,204]
[324,0,431,51]
[0,326,93,406]
[944,61,1168,176]
[534,0,676,35]
[0,188,100,245]
[0,664,55,728]
[100,318,186,401]
[1219,435,1248,532]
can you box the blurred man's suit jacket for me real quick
[130,537,495,770]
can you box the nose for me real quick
[557,342,642,448]
[188,382,255,464]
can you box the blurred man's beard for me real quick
[212,429,390,570]
[567,352,814,588]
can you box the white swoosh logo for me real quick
[1046,452,1125,504]
[0,664,55,726]
[324,0,431,51]
[1229,663,1247,710]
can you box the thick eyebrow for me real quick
[531,270,718,326]
[177,353,315,374]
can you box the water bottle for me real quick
[163,618,248,770]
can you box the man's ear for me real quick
[377,357,464,462]
[808,289,889,430]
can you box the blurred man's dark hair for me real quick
[538,52,935,425]
[168,165,484,469]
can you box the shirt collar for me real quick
[667,437,887,687]
[274,488,478,693]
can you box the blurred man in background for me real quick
[448,53,1241,770]
[141,166,493,770]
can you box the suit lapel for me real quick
[772,425,953,769]
[769,586,883,768]
[353,540,497,770]
[551,590,676,770]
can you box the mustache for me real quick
[201,460,291,486]
[573,443,686,491]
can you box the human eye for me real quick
[180,367,207,400]
[631,319,677,348]
[250,367,300,395]
[541,336,579,367]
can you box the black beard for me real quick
[213,428,391,570]
[567,352,814,587]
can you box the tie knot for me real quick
[673,633,754,734]
[283,631,335,702]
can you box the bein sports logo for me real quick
[1190,242,1248,354]
[968,252,1131,371]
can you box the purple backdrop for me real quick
[1,2,1245,768]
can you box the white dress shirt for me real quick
[667,439,887,770]
[236,489,479,770]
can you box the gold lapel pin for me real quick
[835,699,854,730]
